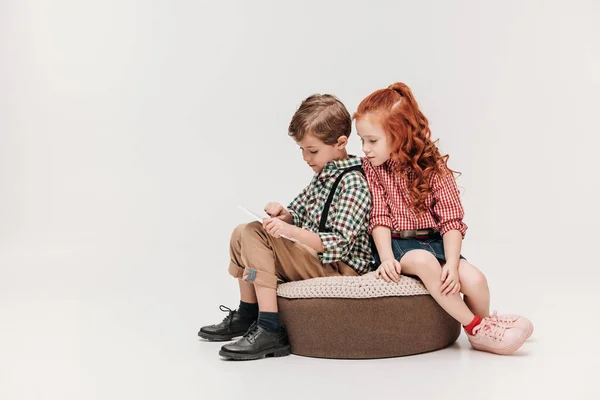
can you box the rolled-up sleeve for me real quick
[318,179,372,264]
[363,161,393,234]
[432,171,468,237]
[287,185,309,227]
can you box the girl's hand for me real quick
[376,259,402,283]
[264,202,292,223]
[263,218,296,239]
[440,263,460,295]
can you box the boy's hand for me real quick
[440,262,460,296]
[263,218,296,239]
[264,202,292,224]
[375,259,402,283]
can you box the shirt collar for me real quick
[317,155,362,182]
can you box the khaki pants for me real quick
[228,221,358,289]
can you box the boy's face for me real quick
[297,133,348,174]
[356,115,391,167]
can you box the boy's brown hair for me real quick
[288,94,351,145]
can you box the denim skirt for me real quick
[371,237,466,266]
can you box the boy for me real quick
[198,94,373,360]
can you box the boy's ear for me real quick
[336,135,348,149]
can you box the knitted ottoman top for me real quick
[277,272,429,299]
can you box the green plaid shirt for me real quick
[287,156,374,275]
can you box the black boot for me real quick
[219,322,291,360]
[198,305,257,341]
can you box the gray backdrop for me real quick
[1,1,599,399]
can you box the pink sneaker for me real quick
[490,311,534,339]
[467,317,526,355]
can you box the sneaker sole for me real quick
[470,332,527,355]
[219,345,292,360]
[197,331,245,342]
[524,324,534,340]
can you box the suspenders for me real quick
[318,165,365,233]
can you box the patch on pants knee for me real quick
[246,268,257,282]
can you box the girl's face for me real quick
[356,115,391,166]
[297,132,348,174]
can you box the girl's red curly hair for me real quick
[353,82,459,215]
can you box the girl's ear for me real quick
[336,135,348,149]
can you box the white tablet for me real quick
[237,205,299,242]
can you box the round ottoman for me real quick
[276,272,460,359]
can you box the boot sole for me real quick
[198,331,245,342]
[219,345,291,360]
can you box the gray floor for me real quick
[1,238,597,400]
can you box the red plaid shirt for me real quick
[363,158,468,237]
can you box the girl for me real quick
[354,82,533,355]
